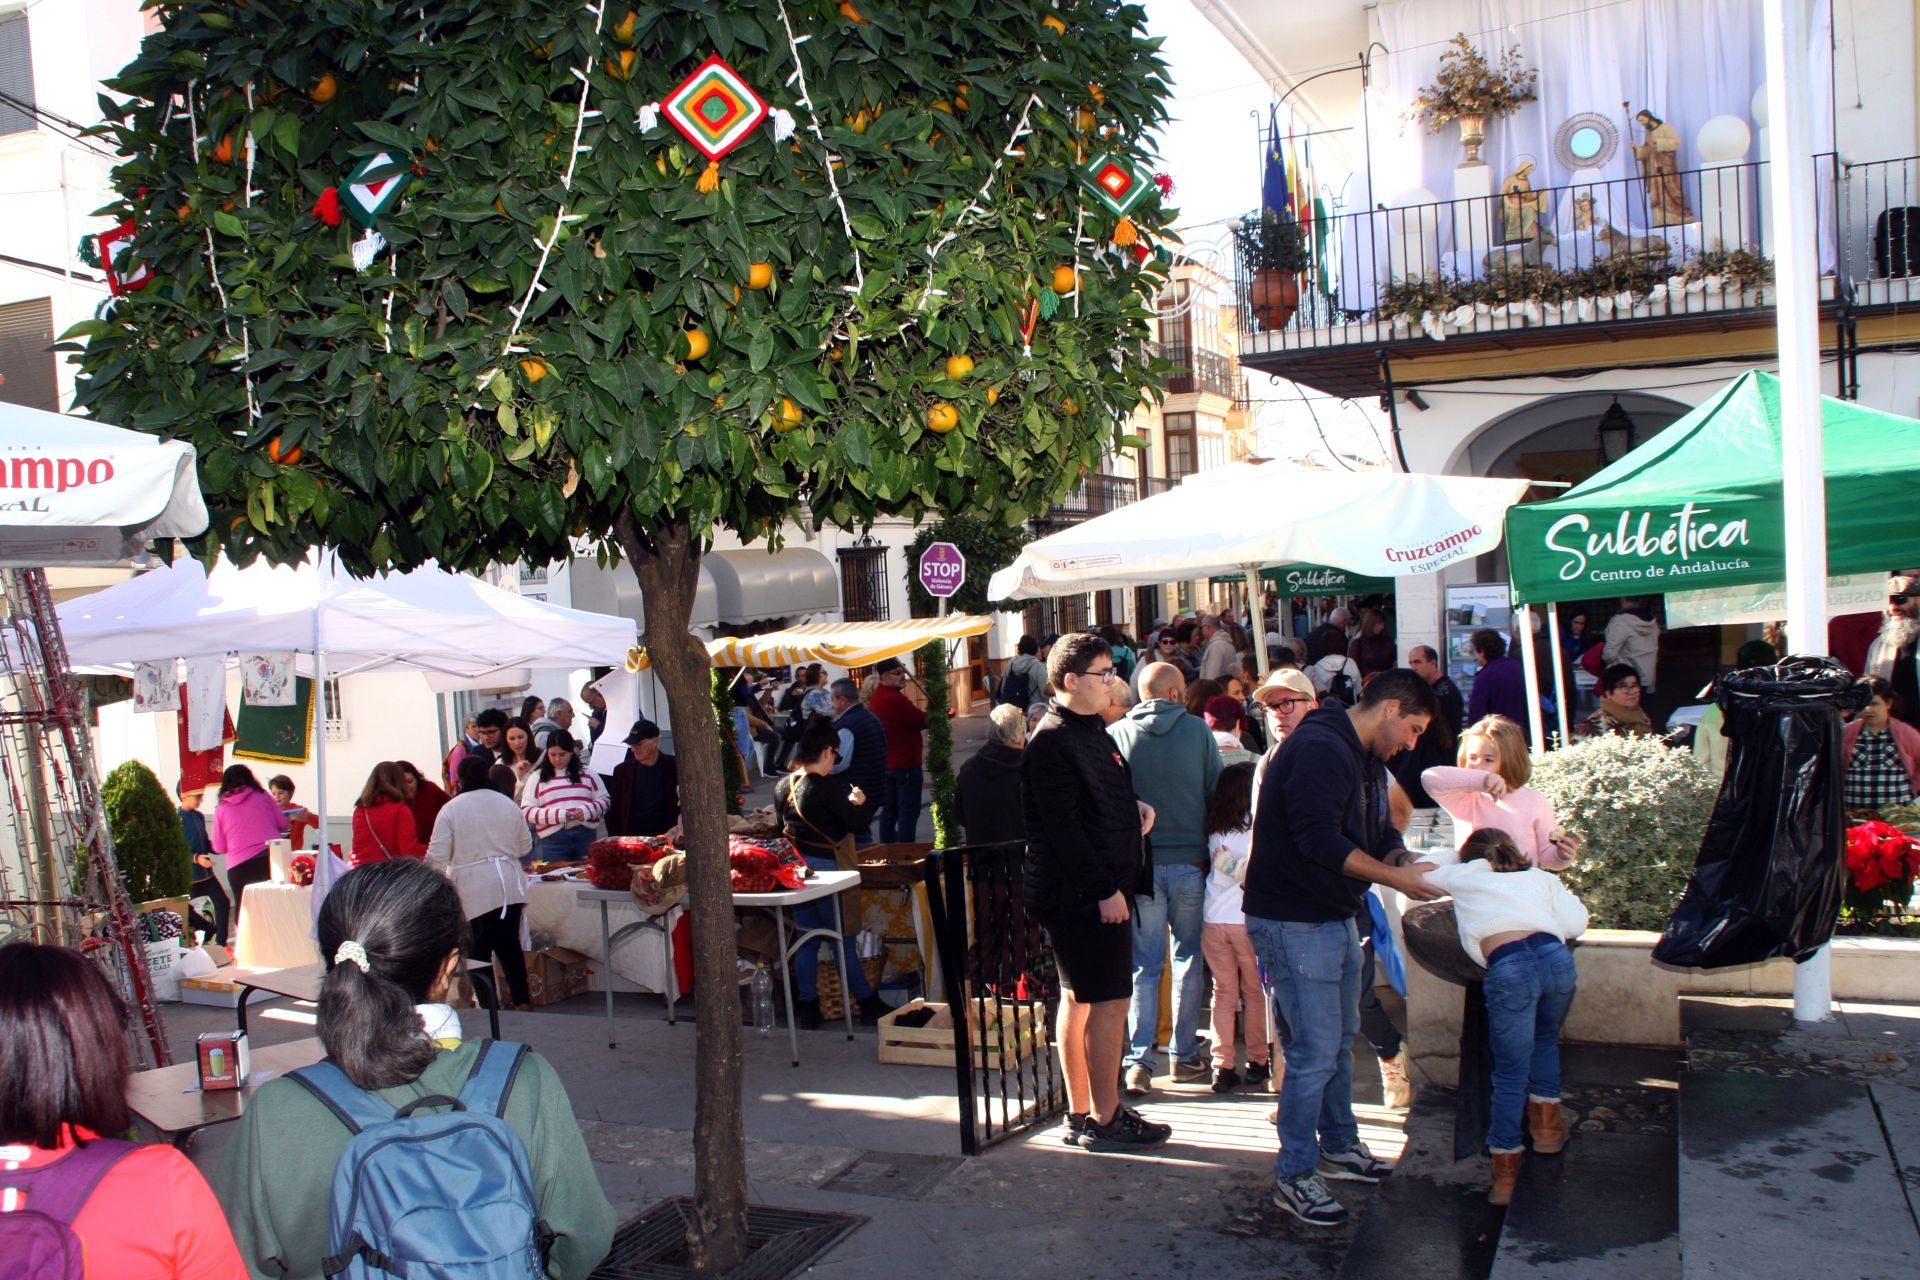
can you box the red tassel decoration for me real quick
[311,187,343,227]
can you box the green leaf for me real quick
[271,113,300,158]
[213,211,245,238]
[497,402,520,436]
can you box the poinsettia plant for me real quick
[1841,819,1920,931]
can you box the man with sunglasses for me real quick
[1022,633,1169,1152]
[1868,574,1920,729]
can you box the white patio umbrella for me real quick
[0,403,207,565]
[988,465,1533,672]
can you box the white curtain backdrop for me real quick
[1335,0,1834,312]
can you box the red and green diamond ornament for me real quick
[664,53,767,162]
[95,219,154,296]
[340,151,413,228]
[1079,151,1153,217]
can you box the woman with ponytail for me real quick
[212,860,613,1279]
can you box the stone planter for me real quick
[1400,922,1920,1088]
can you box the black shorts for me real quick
[1042,917,1134,1004]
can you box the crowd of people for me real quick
[1014,606,1598,1222]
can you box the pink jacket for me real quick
[1842,718,1920,794]
[1419,767,1573,871]
[209,786,291,867]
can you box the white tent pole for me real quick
[1518,605,1546,749]
[1766,0,1832,1023]
[1546,602,1571,747]
[1245,568,1270,677]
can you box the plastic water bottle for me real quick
[751,965,774,1035]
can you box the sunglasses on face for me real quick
[1892,595,1912,605]
[1158,639,1176,647]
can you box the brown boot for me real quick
[1489,1151,1523,1206]
[1527,1099,1568,1155]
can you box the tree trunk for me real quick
[615,511,748,1272]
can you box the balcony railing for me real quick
[1234,153,1920,370]
[1036,473,1175,526]
[1154,343,1239,398]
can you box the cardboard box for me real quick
[196,1030,250,1090]
[506,947,593,1007]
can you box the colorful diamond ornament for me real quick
[663,53,768,161]
[341,151,412,229]
[1078,152,1153,217]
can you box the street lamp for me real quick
[1596,397,1637,464]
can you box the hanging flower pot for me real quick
[1250,268,1300,331]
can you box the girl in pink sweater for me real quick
[1421,715,1578,871]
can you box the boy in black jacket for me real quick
[1022,633,1169,1153]
[1246,669,1442,1226]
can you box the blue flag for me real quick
[1262,106,1293,222]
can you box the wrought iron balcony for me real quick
[1034,473,1174,528]
[1231,151,1920,396]
[1154,343,1239,398]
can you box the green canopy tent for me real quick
[1502,370,1920,743]
[1207,563,1398,595]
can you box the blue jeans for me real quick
[540,826,596,862]
[876,767,923,844]
[1126,863,1207,1071]
[788,854,872,1001]
[1247,915,1363,1179]
[1483,935,1578,1151]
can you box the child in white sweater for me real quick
[1422,828,1589,1208]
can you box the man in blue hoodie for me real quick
[1108,662,1223,1095]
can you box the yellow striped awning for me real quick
[625,615,993,673]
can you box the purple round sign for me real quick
[918,542,967,598]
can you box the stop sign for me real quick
[918,542,966,598]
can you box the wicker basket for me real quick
[817,954,887,1021]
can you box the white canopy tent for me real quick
[58,552,637,908]
[987,464,1534,674]
[0,403,208,566]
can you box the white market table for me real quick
[574,886,683,1048]
[737,869,862,1068]
[234,882,321,969]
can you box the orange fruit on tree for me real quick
[1051,264,1077,294]
[311,73,338,104]
[926,402,959,433]
[777,398,804,430]
[747,262,774,290]
[613,9,638,43]
[682,328,710,361]
[212,134,235,164]
[944,354,974,381]
[267,437,302,466]
[519,359,548,383]
[607,49,636,79]
[1042,15,1067,35]
[1062,397,1080,416]
[986,385,1000,406]
[838,0,867,22]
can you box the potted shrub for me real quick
[100,759,193,903]
[1234,209,1310,331]
[1411,33,1538,166]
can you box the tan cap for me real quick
[1254,668,1318,702]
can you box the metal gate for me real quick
[922,842,1064,1155]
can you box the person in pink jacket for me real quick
[209,765,291,914]
[1420,715,1579,871]
[1841,677,1920,809]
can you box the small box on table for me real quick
[196,1030,250,1090]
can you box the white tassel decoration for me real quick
[352,229,388,273]
[770,108,795,142]
[636,103,660,133]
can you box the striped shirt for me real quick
[521,772,610,837]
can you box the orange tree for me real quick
[70,0,1170,1265]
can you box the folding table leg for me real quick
[775,907,799,1067]
[832,892,854,1041]
[600,900,617,1049]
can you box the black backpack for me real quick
[1326,665,1358,706]
[998,666,1033,708]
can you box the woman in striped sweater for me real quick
[520,729,608,863]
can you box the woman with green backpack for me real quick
[213,860,613,1279]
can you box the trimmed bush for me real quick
[1529,734,1717,931]
[101,759,193,903]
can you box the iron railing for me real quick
[1232,151,1904,353]
[1155,342,1239,398]
[922,842,1063,1155]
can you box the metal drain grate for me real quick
[820,1151,963,1200]
[588,1197,867,1279]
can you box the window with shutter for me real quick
[0,298,57,412]
[0,12,34,137]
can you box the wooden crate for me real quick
[876,997,1043,1070]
